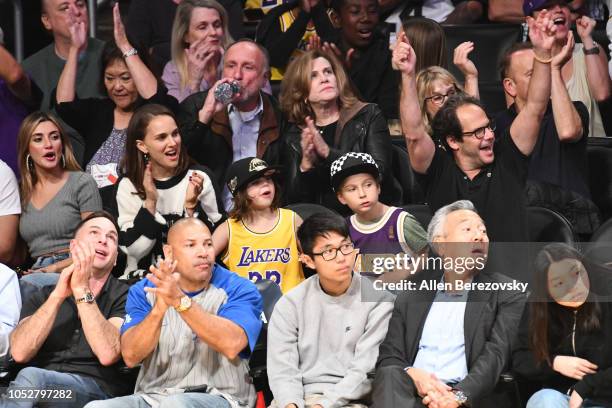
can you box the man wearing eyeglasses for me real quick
[393,10,556,243]
[267,212,394,408]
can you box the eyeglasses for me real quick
[425,88,457,105]
[462,120,496,139]
[311,242,355,261]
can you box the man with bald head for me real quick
[178,39,288,211]
[86,218,263,408]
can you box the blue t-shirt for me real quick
[121,264,263,357]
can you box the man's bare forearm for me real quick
[10,295,63,363]
[120,307,164,367]
[551,68,583,141]
[180,304,247,360]
[77,302,122,366]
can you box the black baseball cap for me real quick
[226,157,282,196]
[330,152,380,192]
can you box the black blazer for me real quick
[376,265,527,403]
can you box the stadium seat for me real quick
[587,145,612,221]
[249,279,283,406]
[401,204,433,230]
[285,203,339,221]
[391,144,426,205]
[526,206,575,243]
[443,24,523,84]
[590,217,612,243]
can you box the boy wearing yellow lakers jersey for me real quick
[212,157,304,293]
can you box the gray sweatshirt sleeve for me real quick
[267,297,305,408]
[319,300,394,408]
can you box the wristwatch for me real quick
[174,295,192,313]
[583,45,600,55]
[451,389,468,406]
[76,291,95,304]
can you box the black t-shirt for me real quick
[494,102,591,199]
[415,129,529,242]
[20,275,131,397]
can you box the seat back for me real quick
[249,279,283,393]
[526,206,574,243]
[587,145,612,221]
[590,217,612,243]
[443,24,523,84]
[391,144,426,204]
[285,203,339,221]
[401,204,433,231]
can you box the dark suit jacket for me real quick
[376,264,527,403]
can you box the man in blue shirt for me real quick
[372,200,527,408]
[86,217,263,408]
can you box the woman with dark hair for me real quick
[513,243,612,407]
[280,49,397,214]
[115,104,223,281]
[55,4,174,188]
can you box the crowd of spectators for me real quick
[1,0,612,407]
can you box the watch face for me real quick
[85,293,95,302]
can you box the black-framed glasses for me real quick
[462,119,496,139]
[311,242,355,261]
[424,87,457,105]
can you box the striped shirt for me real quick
[121,264,263,407]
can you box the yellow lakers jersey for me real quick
[269,8,317,80]
[222,208,304,293]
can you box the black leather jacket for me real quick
[284,102,400,214]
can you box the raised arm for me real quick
[551,31,584,142]
[0,45,32,103]
[453,41,480,99]
[394,32,435,174]
[509,10,554,156]
[120,289,165,367]
[113,3,157,100]
[144,259,257,360]
[56,9,87,103]
[575,15,611,102]
[70,241,123,366]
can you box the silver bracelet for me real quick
[122,47,138,59]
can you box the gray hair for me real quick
[427,200,477,242]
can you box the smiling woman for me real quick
[115,104,224,281]
[54,3,176,188]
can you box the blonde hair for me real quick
[279,49,359,125]
[416,66,462,133]
[170,0,233,90]
[17,111,81,207]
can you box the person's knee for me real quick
[527,388,568,408]
[13,367,47,387]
